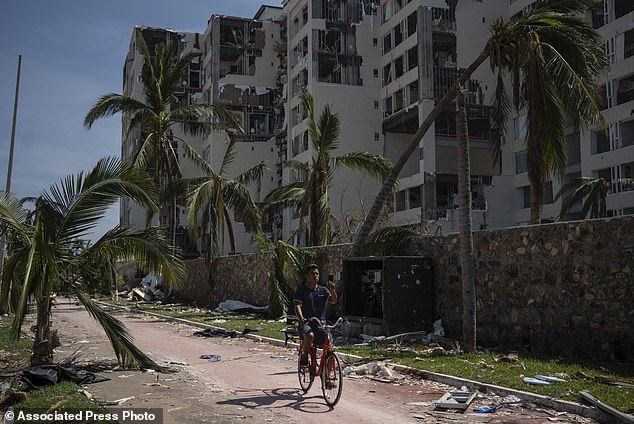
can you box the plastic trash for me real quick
[534,375,567,383]
[200,354,221,362]
[474,406,498,413]
[523,377,550,385]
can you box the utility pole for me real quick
[0,54,22,314]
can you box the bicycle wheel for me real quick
[321,352,343,406]
[298,351,314,393]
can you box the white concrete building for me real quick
[199,6,285,255]
[120,0,634,257]
[280,0,386,244]
[121,27,206,258]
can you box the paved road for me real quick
[51,302,597,424]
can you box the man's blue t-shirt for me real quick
[293,282,331,321]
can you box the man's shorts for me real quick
[298,319,326,347]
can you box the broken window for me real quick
[395,56,404,79]
[407,46,418,71]
[383,33,392,54]
[408,81,419,105]
[383,63,392,86]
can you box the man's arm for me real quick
[294,301,306,323]
[327,280,338,305]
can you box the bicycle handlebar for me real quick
[325,317,343,330]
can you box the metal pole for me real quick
[7,54,22,193]
[0,54,22,314]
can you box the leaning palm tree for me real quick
[555,176,610,219]
[0,157,184,368]
[84,28,240,244]
[351,0,608,256]
[185,135,266,260]
[265,91,392,247]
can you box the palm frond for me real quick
[332,152,392,181]
[84,94,148,129]
[44,157,158,242]
[72,286,165,370]
[361,226,420,256]
[83,225,184,289]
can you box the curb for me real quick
[94,301,608,423]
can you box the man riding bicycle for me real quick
[293,264,338,366]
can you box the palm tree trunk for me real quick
[171,194,177,247]
[456,87,476,353]
[31,296,54,365]
[351,48,491,256]
[223,204,236,254]
[529,170,545,224]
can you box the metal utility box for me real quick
[343,256,434,335]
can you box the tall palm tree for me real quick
[351,0,607,255]
[456,86,476,353]
[555,176,610,219]
[266,91,392,247]
[0,157,184,368]
[84,28,239,244]
[185,135,266,260]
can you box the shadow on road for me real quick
[217,387,335,414]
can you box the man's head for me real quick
[304,263,320,287]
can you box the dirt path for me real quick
[50,301,597,424]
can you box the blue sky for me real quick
[0,0,264,240]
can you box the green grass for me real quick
[1,317,112,423]
[11,381,113,424]
[0,316,32,367]
[129,302,289,340]
[116,301,634,413]
[340,345,634,413]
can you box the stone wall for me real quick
[173,217,633,360]
[412,216,634,360]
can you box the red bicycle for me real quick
[297,317,344,407]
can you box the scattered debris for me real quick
[142,382,171,388]
[98,395,135,406]
[193,328,239,338]
[523,375,567,385]
[77,389,93,400]
[579,391,634,424]
[493,352,519,362]
[127,272,165,301]
[18,364,110,389]
[215,300,268,314]
[572,371,634,389]
[435,391,476,410]
[342,360,405,382]
[523,377,551,386]
[534,375,566,383]
[200,354,221,362]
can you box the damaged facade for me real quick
[121,27,205,258]
[282,0,385,244]
[199,8,286,252]
[120,0,634,256]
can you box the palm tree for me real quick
[265,91,392,247]
[456,86,476,353]
[84,28,239,244]
[0,157,184,367]
[351,0,607,256]
[555,176,610,219]
[185,135,266,260]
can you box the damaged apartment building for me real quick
[281,0,385,244]
[199,6,286,253]
[121,27,206,258]
[121,0,634,256]
[380,0,515,232]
